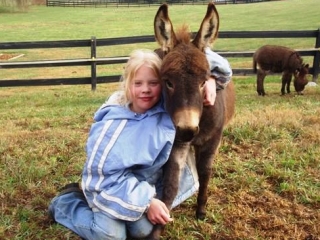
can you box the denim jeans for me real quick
[49,191,153,239]
[48,152,199,240]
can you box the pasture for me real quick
[1,0,320,239]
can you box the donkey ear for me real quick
[192,3,219,51]
[154,4,177,53]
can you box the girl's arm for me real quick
[204,48,233,106]
[205,47,232,90]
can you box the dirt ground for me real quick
[0,53,20,60]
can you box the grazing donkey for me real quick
[149,3,235,239]
[253,45,309,96]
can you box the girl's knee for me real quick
[93,212,127,239]
[92,224,127,240]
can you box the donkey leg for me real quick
[281,71,291,95]
[283,71,292,94]
[147,159,182,240]
[257,69,266,96]
[194,133,222,220]
[148,143,190,240]
[162,143,190,207]
[281,75,286,95]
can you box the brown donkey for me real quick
[149,3,235,239]
[253,45,309,96]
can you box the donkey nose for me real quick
[175,126,199,142]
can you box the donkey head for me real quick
[154,3,219,142]
[294,63,309,95]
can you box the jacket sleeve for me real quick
[205,47,233,90]
[93,168,157,221]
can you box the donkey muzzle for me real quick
[173,109,201,142]
[175,125,199,142]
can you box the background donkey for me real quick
[253,45,309,96]
[149,3,235,239]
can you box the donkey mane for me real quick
[175,24,191,44]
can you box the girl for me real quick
[48,48,232,239]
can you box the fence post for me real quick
[91,36,97,91]
[312,28,320,82]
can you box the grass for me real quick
[3,78,319,240]
[1,0,320,239]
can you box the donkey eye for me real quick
[165,80,174,89]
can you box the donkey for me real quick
[253,45,309,96]
[149,3,235,239]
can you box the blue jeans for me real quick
[49,191,153,239]
[49,153,199,240]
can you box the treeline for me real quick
[46,0,269,7]
[0,0,45,11]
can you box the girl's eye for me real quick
[150,81,160,86]
[134,82,142,86]
[200,81,206,88]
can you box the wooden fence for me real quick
[0,29,319,90]
[46,0,267,8]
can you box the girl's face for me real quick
[129,64,161,114]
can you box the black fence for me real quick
[46,0,269,7]
[0,29,319,90]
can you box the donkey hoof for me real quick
[196,211,206,220]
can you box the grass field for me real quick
[1,0,320,239]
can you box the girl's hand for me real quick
[203,78,217,106]
[146,198,173,225]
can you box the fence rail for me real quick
[1,29,319,90]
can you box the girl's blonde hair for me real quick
[120,49,162,103]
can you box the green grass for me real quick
[1,0,320,239]
[1,78,319,240]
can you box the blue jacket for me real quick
[81,98,176,221]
